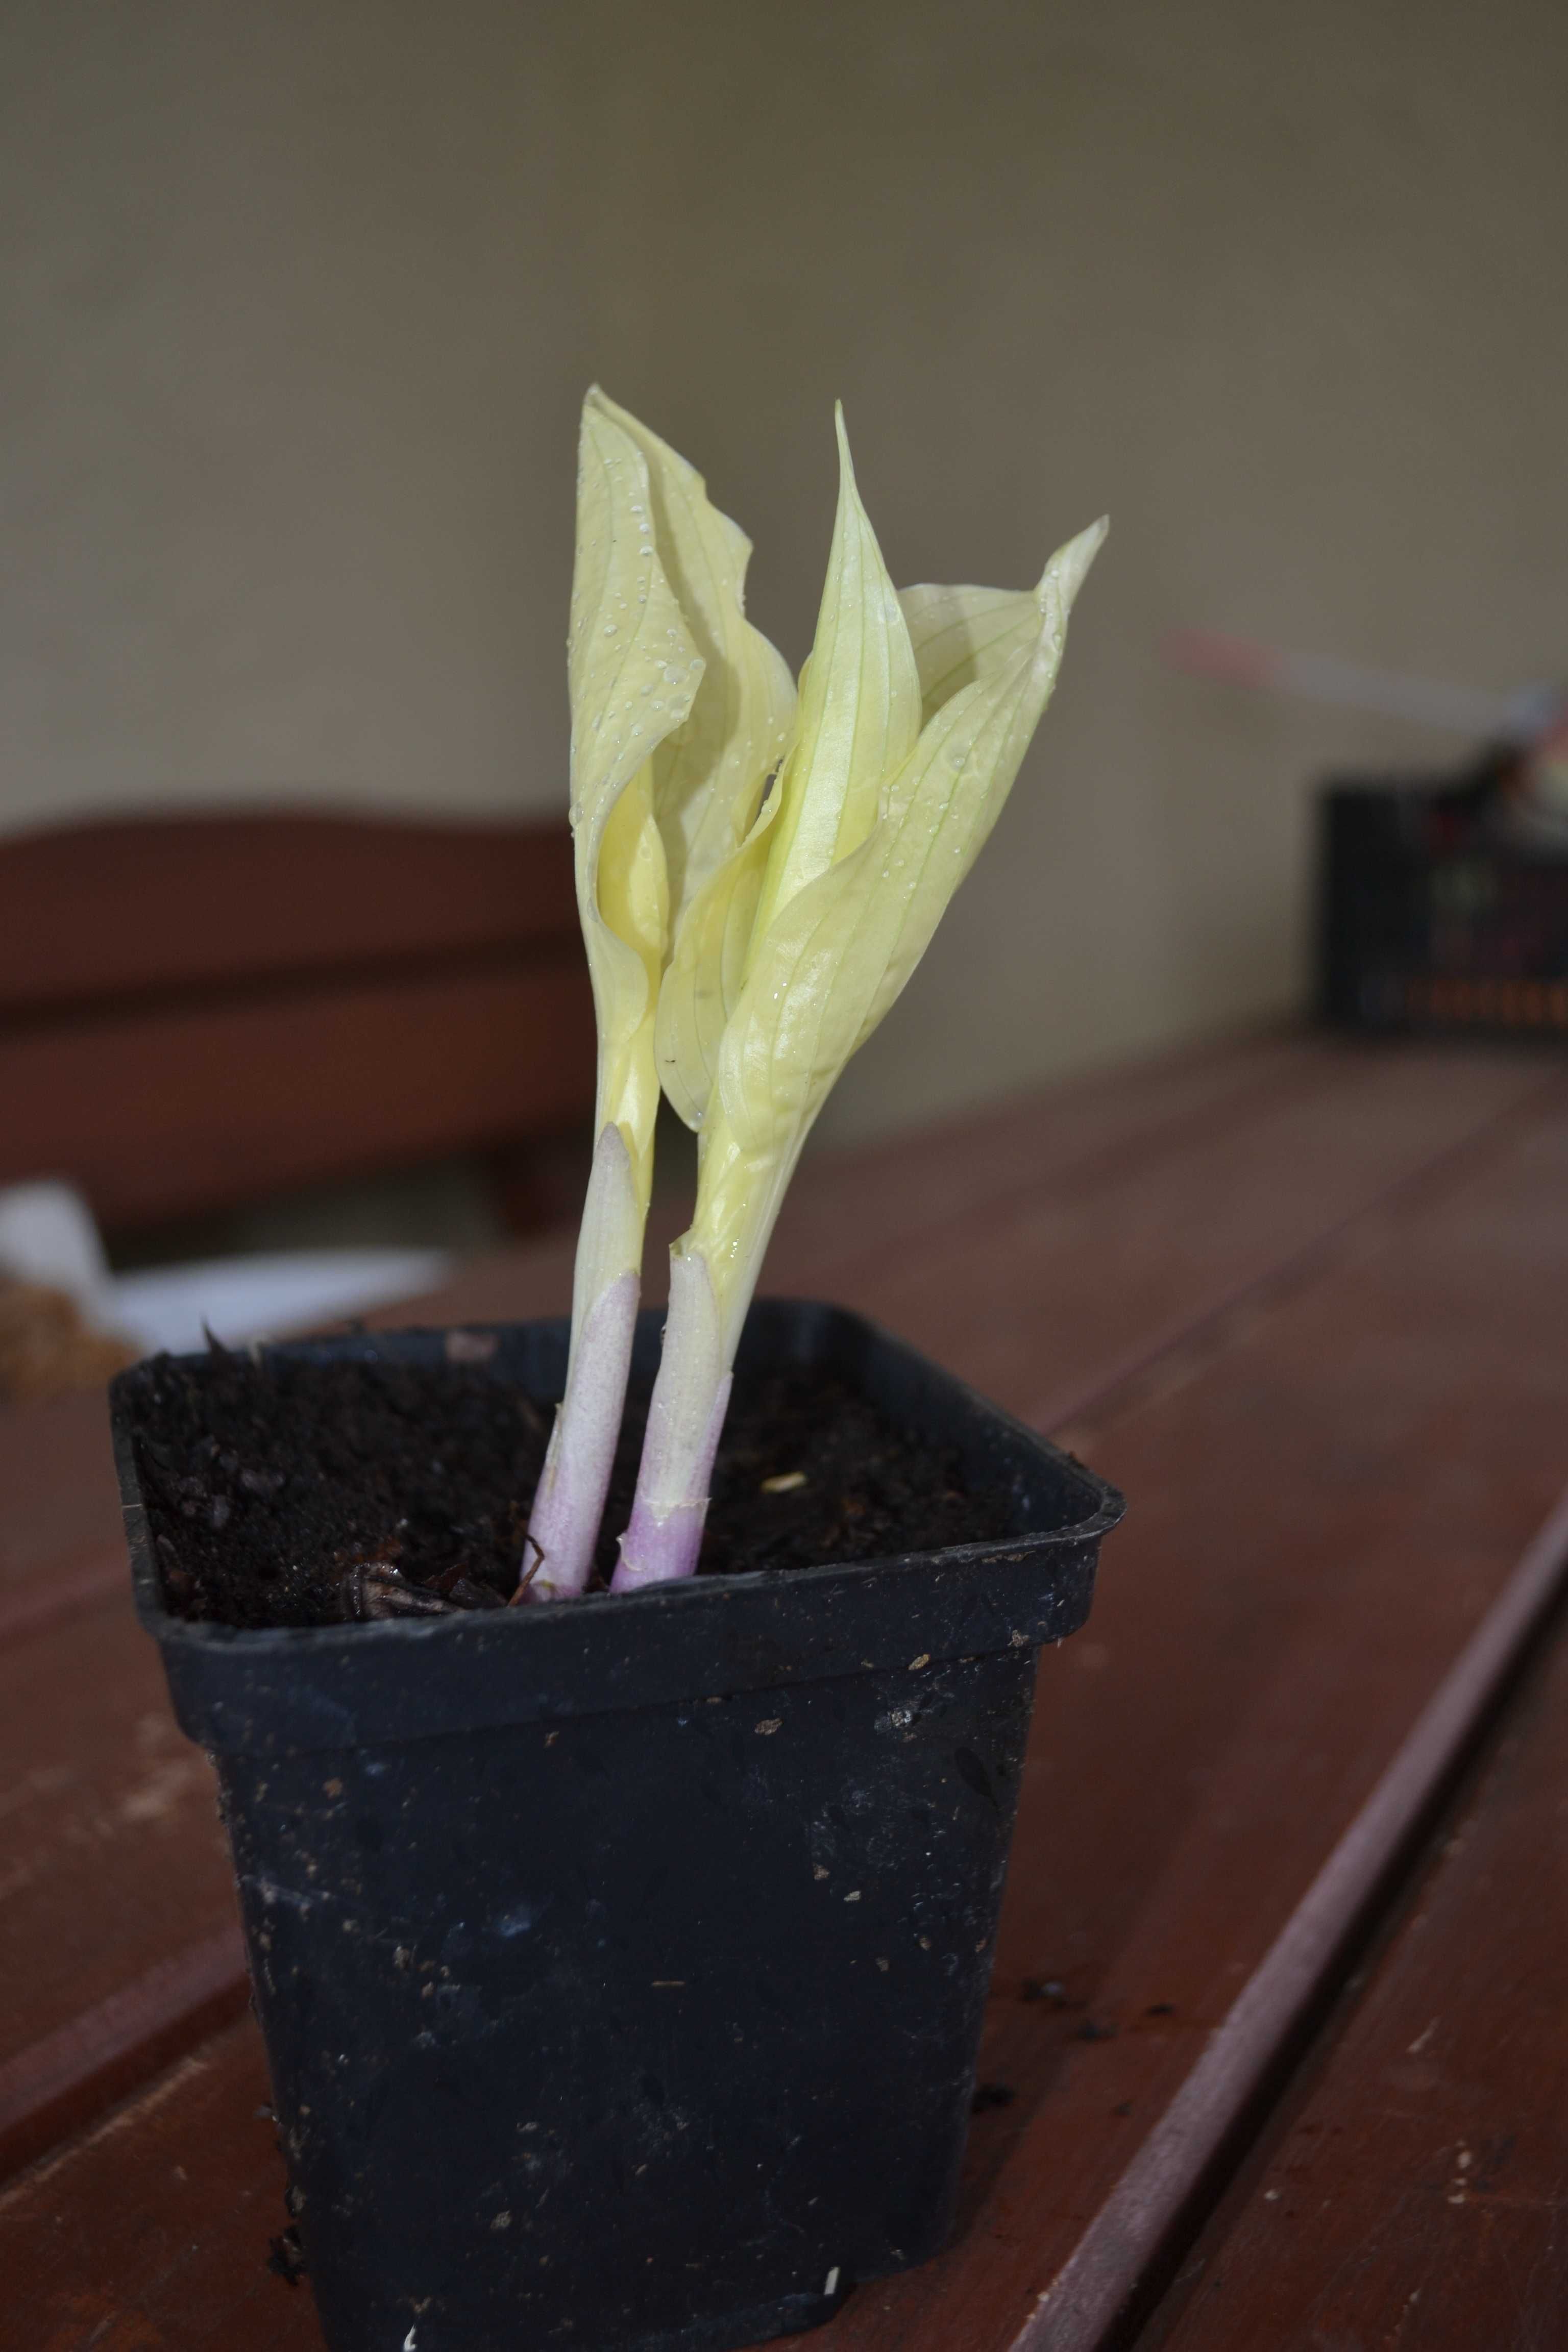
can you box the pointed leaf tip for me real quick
[834,401,853,473]
[1040,517,1109,609]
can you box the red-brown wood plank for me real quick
[0,2022,323,2348]
[798,1041,1554,1432]
[6,1065,1568,2345]
[810,1080,1568,2352]
[1003,1481,1568,2352]
[1139,1592,1568,2351]
[0,1032,1464,1634]
[0,1388,122,1631]
[0,1039,1537,1654]
[0,1606,242,2175]
[0,813,578,1015]
[0,1926,248,2185]
[765,1030,1341,1284]
[0,1043,1553,2197]
[0,1038,1280,1611]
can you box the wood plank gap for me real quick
[0,1923,248,2182]
[1039,1067,1567,1442]
[1007,1476,1568,2352]
[804,1045,1351,1297]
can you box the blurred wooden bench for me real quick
[0,810,595,1236]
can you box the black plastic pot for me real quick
[114,1301,1123,2352]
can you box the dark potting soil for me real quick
[125,1345,1015,1629]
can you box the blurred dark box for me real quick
[1319,749,1568,1041]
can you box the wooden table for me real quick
[5,1032,1567,2350]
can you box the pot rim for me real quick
[113,1300,1124,1754]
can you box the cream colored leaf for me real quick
[899,581,1043,723]
[899,511,1108,723]
[654,787,776,1129]
[585,389,796,929]
[745,407,921,960]
[569,400,704,1204]
[658,409,923,1132]
[617,474,1108,1579]
[855,515,1109,1046]
[704,516,1107,1186]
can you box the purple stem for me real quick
[610,1371,731,1592]
[521,1268,639,1602]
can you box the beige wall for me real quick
[5,0,1565,1143]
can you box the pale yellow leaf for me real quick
[899,581,1044,723]
[658,408,923,1131]
[745,407,921,960]
[695,518,1106,1290]
[654,789,776,1129]
[585,389,796,928]
[569,400,704,1204]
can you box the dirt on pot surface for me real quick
[125,1345,1014,1629]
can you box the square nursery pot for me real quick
[114,1301,1123,2352]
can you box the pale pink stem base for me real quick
[520,1269,639,1602]
[610,1371,732,1592]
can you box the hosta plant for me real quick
[523,389,1104,1601]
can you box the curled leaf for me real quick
[654,797,777,1130]
[693,518,1107,1322]
[569,401,705,1207]
[900,581,1047,722]
[585,389,796,929]
[614,405,1107,1591]
[746,407,921,953]
[656,406,921,1130]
